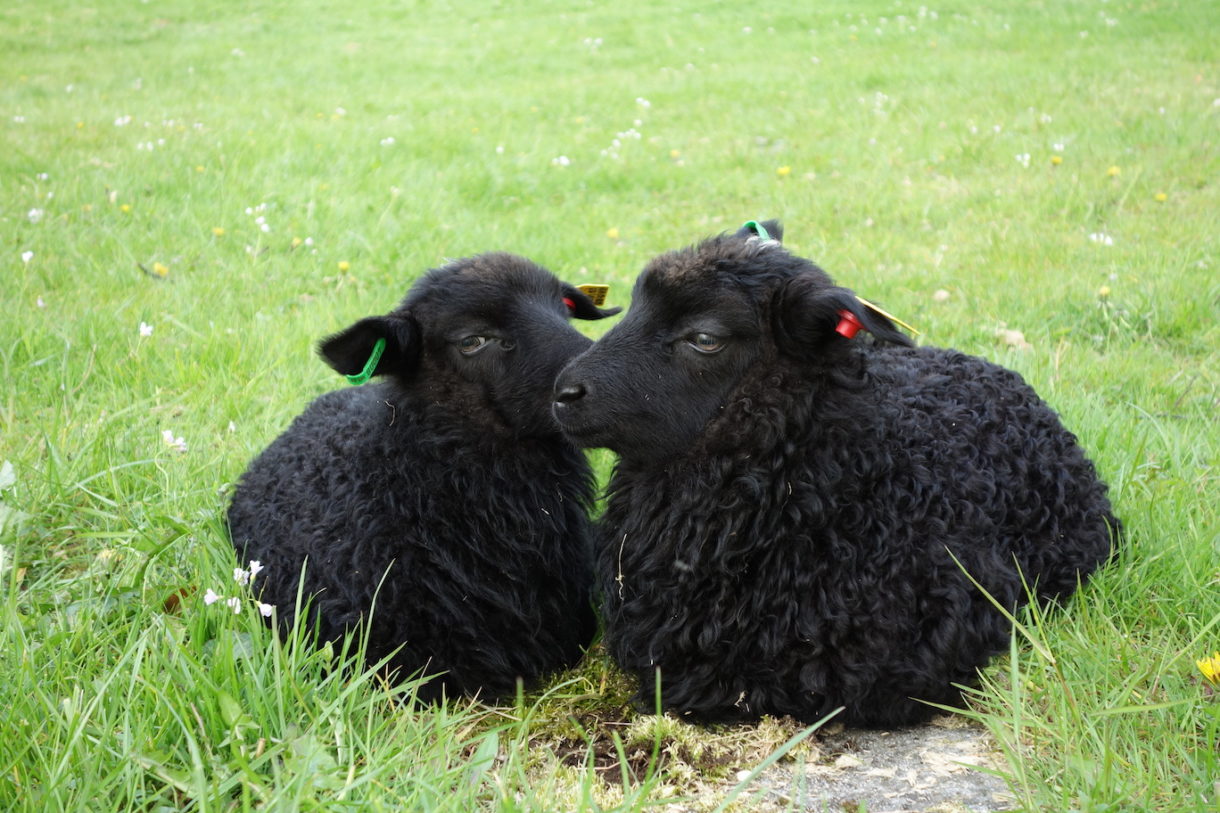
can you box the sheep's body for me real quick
[554,224,1120,726]
[229,253,615,701]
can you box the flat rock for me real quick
[744,716,1014,812]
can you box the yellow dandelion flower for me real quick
[152,262,169,278]
[1154,192,1168,202]
[212,227,225,237]
[1050,155,1063,166]
[76,121,84,129]
[1098,285,1111,299]
[776,166,792,178]
[1107,165,1121,177]
[338,261,351,272]
[120,204,132,213]
[1198,652,1220,687]
[606,227,620,240]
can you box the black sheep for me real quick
[227,252,618,702]
[553,222,1120,727]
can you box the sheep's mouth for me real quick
[551,404,610,446]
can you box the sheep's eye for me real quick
[688,333,724,354]
[457,336,489,355]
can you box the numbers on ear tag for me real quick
[576,284,610,307]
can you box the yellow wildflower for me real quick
[338,261,351,272]
[1107,165,1121,177]
[152,262,169,278]
[606,227,620,240]
[776,166,792,178]
[1050,155,1063,166]
[1199,652,1220,687]
[1098,285,1111,299]
[212,227,225,237]
[1154,192,1168,202]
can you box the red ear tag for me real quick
[562,297,576,313]
[835,309,864,339]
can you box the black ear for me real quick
[562,283,623,320]
[318,314,421,381]
[736,219,784,243]
[774,275,912,356]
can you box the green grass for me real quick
[2,0,1217,808]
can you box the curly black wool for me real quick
[553,222,1120,727]
[227,253,618,702]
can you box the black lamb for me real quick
[552,221,1120,727]
[227,252,619,702]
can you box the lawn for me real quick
[2,0,1217,809]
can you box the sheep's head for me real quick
[320,252,619,438]
[552,222,910,464]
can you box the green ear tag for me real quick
[346,337,386,386]
[742,220,771,241]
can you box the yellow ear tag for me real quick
[576,284,610,307]
[855,296,921,336]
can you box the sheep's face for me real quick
[319,253,618,438]
[553,224,910,465]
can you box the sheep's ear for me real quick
[736,219,784,243]
[561,283,623,320]
[318,314,421,381]
[774,276,912,355]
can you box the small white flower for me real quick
[139,322,153,337]
[234,567,250,586]
[1015,153,1031,168]
[27,209,44,223]
[13,115,25,124]
[1088,232,1115,246]
[161,429,187,453]
[1053,142,1065,152]
[21,251,33,264]
[204,588,222,605]
[228,420,237,433]
[635,97,651,108]
[258,603,274,617]
[551,155,571,166]
[248,560,264,580]
[36,172,49,181]
[380,136,396,146]
[36,296,46,308]
[114,115,132,127]
[226,596,242,614]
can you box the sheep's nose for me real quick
[554,382,587,405]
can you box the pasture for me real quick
[2,0,1217,809]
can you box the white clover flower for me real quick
[27,208,44,223]
[203,588,222,605]
[139,322,153,337]
[258,603,274,617]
